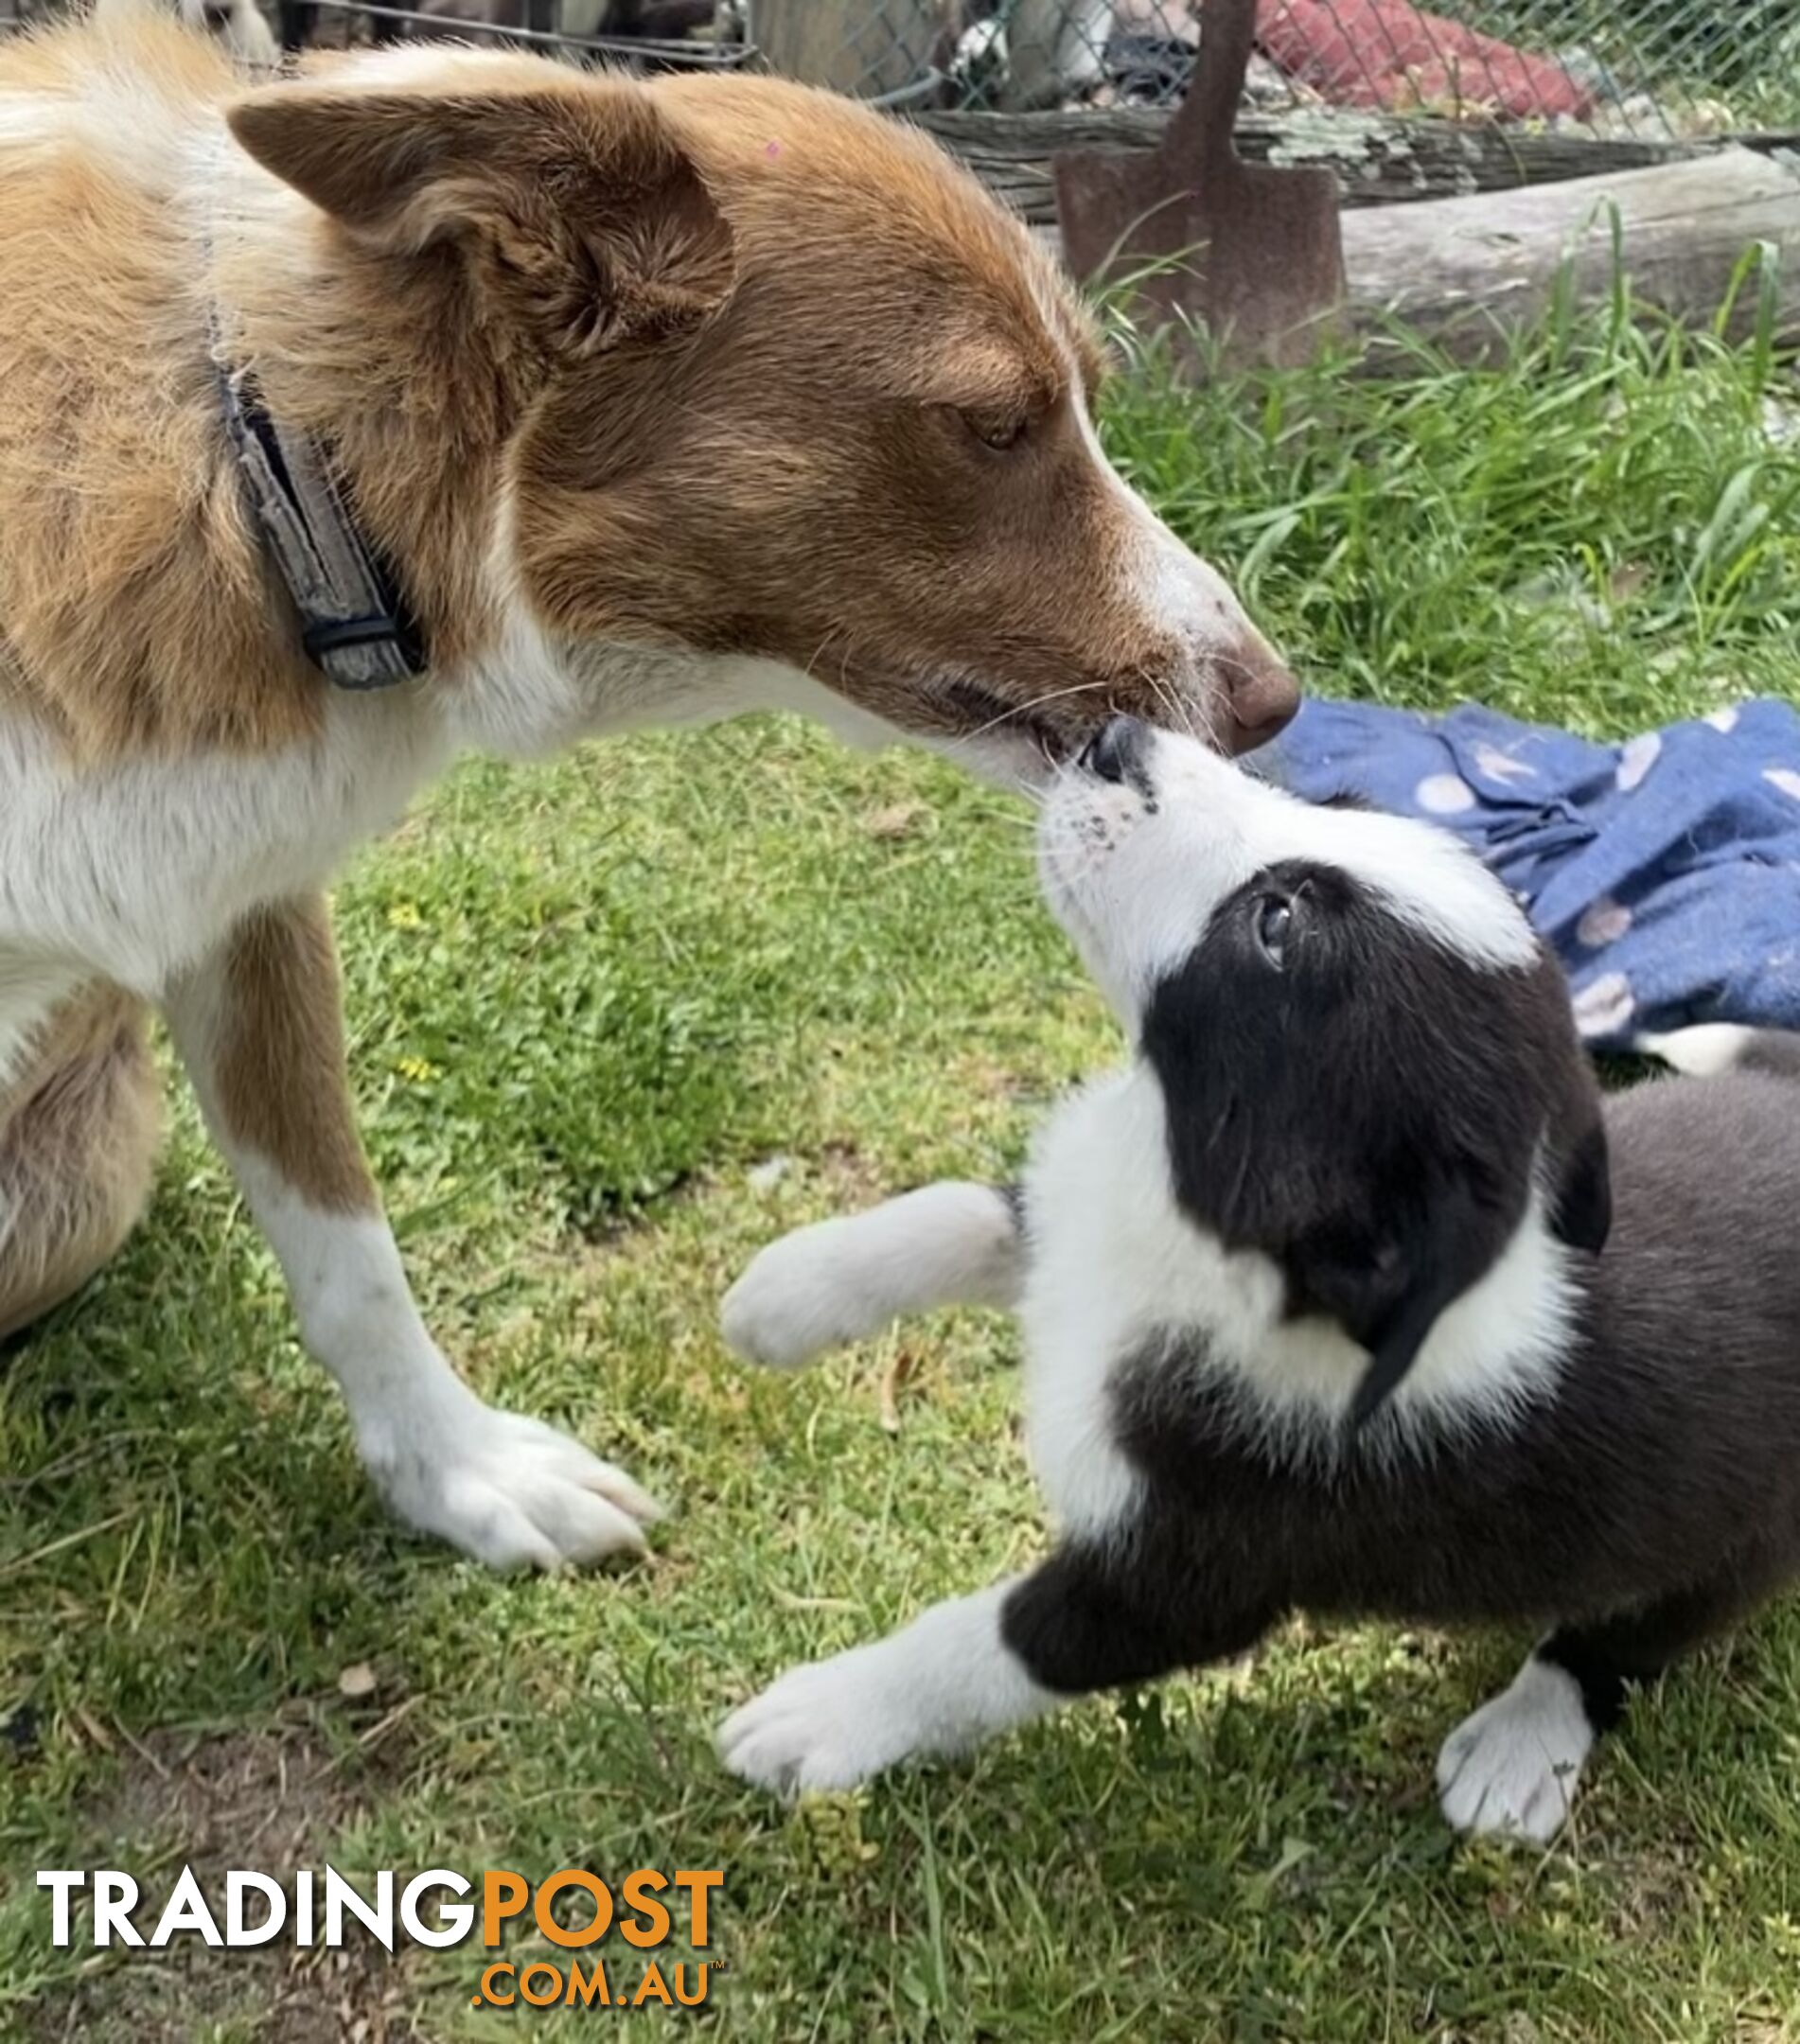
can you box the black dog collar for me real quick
[217,358,427,691]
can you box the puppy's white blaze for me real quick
[721,1182,1021,1370]
[1638,1023,1756,1077]
[1437,1653,1592,1842]
[1023,1067,1574,1493]
[456,488,593,759]
[1041,730,1536,1020]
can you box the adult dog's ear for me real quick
[1551,1116,1612,1255]
[227,79,735,354]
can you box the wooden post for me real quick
[753,0,939,98]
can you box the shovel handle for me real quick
[1164,0,1259,172]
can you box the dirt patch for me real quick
[93,1721,365,1874]
[24,1717,426,2044]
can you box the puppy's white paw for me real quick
[1437,1656,1593,1843]
[718,1640,927,1794]
[360,1391,662,1572]
[722,1184,1021,1369]
[721,1219,891,1369]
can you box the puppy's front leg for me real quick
[164,894,659,1570]
[717,1579,1053,1795]
[718,1541,1269,1795]
[722,1181,1023,1368]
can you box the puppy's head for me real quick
[226,56,1296,780]
[1040,719,1610,1425]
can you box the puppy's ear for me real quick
[1551,1116,1612,1255]
[227,79,735,354]
[1340,1110,1605,1428]
[1299,1178,1497,1433]
[1346,1263,1467,1431]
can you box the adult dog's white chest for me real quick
[0,688,452,1082]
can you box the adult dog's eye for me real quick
[1254,894,1292,969]
[963,411,1029,452]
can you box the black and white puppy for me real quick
[717,717,1800,1841]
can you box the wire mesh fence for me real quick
[4,0,1794,142]
[785,1,1800,138]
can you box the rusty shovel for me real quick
[1053,0,1345,369]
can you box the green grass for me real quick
[6,302,1800,2041]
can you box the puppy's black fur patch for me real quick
[1140,860,1607,1423]
[723,736,1800,1830]
[1002,858,1800,1781]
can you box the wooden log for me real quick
[914,105,1698,223]
[1338,144,1800,362]
[757,0,938,98]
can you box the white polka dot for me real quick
[1704,706,1740,732]
[1615,732,1661,791]
[1472,744,1537,784]
[1572,971,1635,1038]
[1416,772,1475,815]
[1576,897,1632,947]
[1764,767,1800,802]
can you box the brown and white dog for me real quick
[0,15,1297,1570]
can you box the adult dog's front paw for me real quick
[717,1640,925,1795]
[359,1391,662,1572]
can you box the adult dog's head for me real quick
[226,55,1297,778]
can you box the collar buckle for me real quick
[218,357,428,690]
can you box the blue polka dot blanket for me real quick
[1261,696,1800,1052]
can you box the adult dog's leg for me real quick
[163,894,659,1570]
[721,1182,1023,1369]
[719,1541,1272,1795]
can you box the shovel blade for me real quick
[1054,150,1345,372]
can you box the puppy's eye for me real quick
[963,411,1030,452]
[1254,894,1292,969]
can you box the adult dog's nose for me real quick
[1079,714,1150,785]
[1218,643,1300,756]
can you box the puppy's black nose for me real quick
[1079,714,1148,785]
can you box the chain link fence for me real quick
[788,1,1800,139]
[5,0,1795,141]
